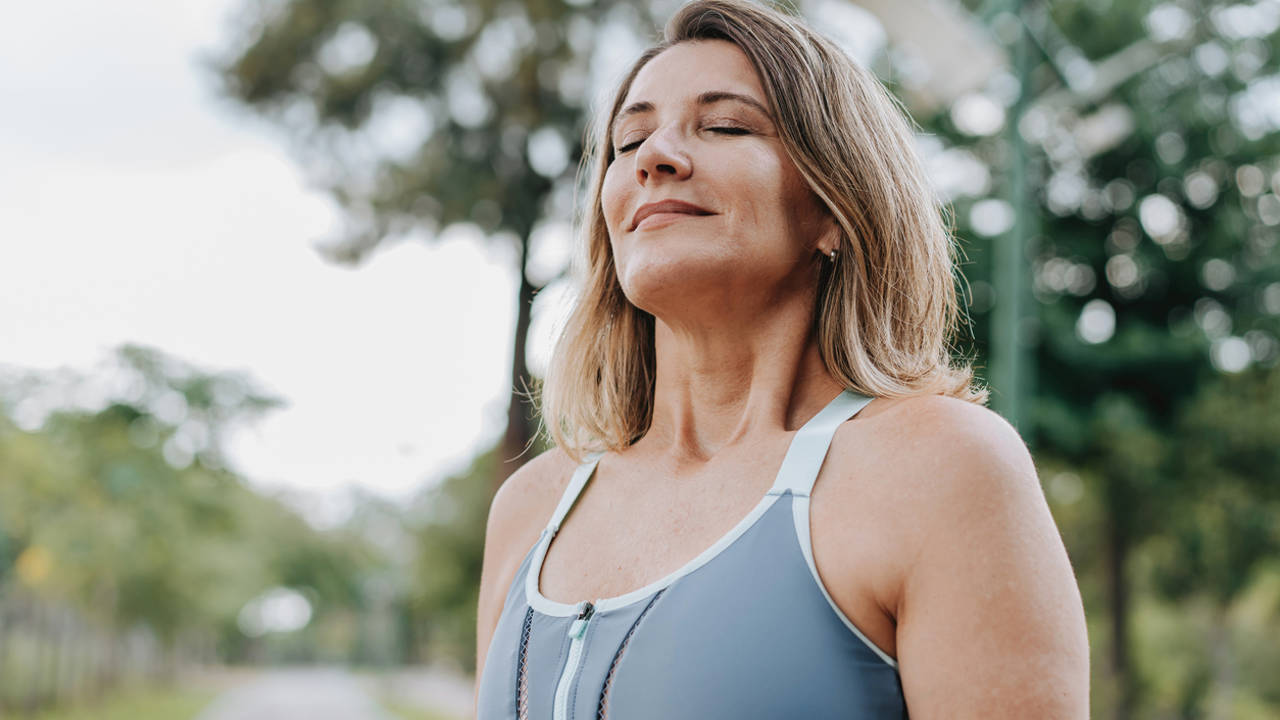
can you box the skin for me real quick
[475,40,1089,718]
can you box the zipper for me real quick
[552,600,596,720]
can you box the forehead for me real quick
[622,40,766,107]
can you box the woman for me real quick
[475,1,1089,717]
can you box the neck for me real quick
[637,298,843,466]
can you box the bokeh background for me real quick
[1,0,1278,718]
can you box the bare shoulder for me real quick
[829,393,1037,511]
[484,446,582,571]
[821,394,1040,606]
[835,394,1089,717]
[833,394,1037,512]
[856,393,1030,463]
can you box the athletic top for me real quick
[476,389,907,719]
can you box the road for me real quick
[191,665,474,720]
[194,667,397,720]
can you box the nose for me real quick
[634,128,691,184]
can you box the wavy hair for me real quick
[536,0,987,462]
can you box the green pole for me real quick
[991,0,1037,443]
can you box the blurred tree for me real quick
[0,344,380,706]
[405,442,499,670]
[1146,365,1280,718]
[213,0,675,492]
[936,1,1280,715]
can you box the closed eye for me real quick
[616,138,645,154]
[614,126,753,156]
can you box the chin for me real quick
[615,249,740,316]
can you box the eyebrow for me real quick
[615,91,773,124]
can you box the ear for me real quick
[815,213,841,256]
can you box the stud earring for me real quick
[828,248,838,263]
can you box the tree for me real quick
[933,1,1280,715]
[0,344,381,709]
[1146,365,1280,718]
[213,0,671,491]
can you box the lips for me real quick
[629,199,715,231]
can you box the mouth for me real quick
[629,199,715,231]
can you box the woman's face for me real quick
[601,40,832,319]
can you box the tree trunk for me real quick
[495,234,538,494]
[1208,602,1235,720]
[1106,509,1133,720]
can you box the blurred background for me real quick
[1,0,1277,718]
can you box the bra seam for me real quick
[596,588,667,720]
[515,606,534,720]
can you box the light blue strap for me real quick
[546,451,605,534]
[768,390,874,498]
[547,390,870,531]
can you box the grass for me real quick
[379,700,466,720]
[26,685,215,720]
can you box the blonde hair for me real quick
[537,0,987,462]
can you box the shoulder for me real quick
[834,393,1037,505]
[837,393,1052,593]
[836,395,1089,716]
[485,446,582,555]
[823,394,1042,606]
[857,392,1028,455]
[852,393,1053,576]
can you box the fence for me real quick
[0,584,196,715]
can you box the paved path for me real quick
[376,664,474,718]
[194,667,395,720]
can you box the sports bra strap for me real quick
[543,389,872,532]
[546,451,605,534]
[767,389,874,498]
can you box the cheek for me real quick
[601,162,632,234]
[737,153,796,234]
[770,157,822,242]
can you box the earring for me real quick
[828,248,838,263]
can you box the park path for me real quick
[375,664,474,718]
[193,667,396,720]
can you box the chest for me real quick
[479,515,907,720]
[536,449,904,660]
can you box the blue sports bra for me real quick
[476,389,907,719]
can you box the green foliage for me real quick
[1147,366,1280,604]
[396,432,551,670]
[404,446,497,670]
[936,1,1280,712]
[0,345,374,657]
[212,0,663,260]
[27,685,214,720]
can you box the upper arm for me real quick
[894,400,1089,718]
[474,448,575,703]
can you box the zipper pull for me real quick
[569,601,595,639]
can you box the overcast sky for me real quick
[0,1,547,522]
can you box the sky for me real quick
[0,1,543,523]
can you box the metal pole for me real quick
[992,0,1037,442]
